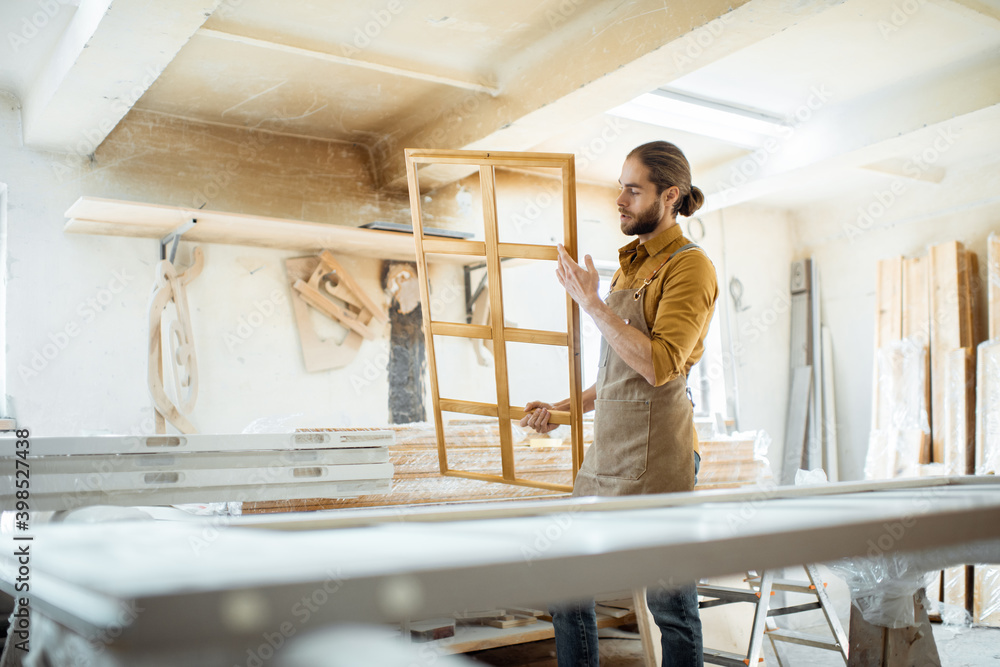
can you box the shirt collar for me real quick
[617,223,685,269]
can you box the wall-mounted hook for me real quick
[160,218,197,264]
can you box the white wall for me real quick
[699,205,796,478]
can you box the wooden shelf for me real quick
[63,196,466,262]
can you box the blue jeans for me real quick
[550,453,702,667]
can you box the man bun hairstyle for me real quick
[627,141,704,218]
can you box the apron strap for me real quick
[631,243,702,301]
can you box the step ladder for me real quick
[698,565,849,666]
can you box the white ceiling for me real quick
[2,0,998,213]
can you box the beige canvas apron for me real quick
[573,245,699,498]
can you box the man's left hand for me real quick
[555,244,600,312]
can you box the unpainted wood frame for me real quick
[404,148,584,492]
[293,250,387,340]
[285,256,364,372]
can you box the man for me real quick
[520,140,719,667]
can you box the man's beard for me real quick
[620,198,663,236]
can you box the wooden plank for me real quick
[406,155,448,475]
[405,148,574,169]
[504,327,568,346]
[885,589,942,665]
[967,250,981,349]
[944,348,976,476]
[878,257,904,346]
[484,615,538,629]
[872,257,903,433]
[480,166,516,481]
[931,242,970,463]
[409,618,456,642]
[497,242,558,261]
[782,366,813,484]
[809,259,823,471]
[431,322,492,340]
[976,340,1000,475]
[822,327,840,481]
[443,470,572,493]
[64,197,465,263]
[594,604,632,618]
[562,159,585,479]
[421,238,487,257]
[633,588,661,667]
[902,256,931,343]
[504,608,545,618]
[903,256,932,463]
[989,233,1000,341]
[509,405,571,426]
[438,399,499,419]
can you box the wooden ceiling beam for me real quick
[21,0,223,153]
[198,28,500,96]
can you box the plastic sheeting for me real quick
[975,563,1000,626]
[977,340,1000,476]
[866,337,930,479]
[827,539,1000,629]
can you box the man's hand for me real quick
[519,401,560,434]
[555,244,601,313]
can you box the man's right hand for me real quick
[519,401,560,434]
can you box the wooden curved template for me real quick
[148,258,199,434]
[286,256,364,372]
[292,251,386,341]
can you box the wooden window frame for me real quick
[404,149,584,492]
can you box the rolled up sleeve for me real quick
[649,254,718,386]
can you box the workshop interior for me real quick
[1,1,999,665]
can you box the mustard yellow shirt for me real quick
[610,224,719,388]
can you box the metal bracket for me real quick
[160,219,197,263]
[463,258,515,323]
